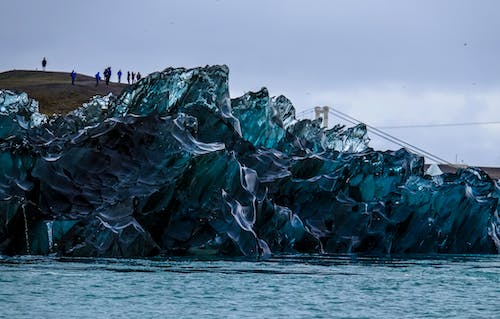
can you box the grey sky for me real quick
[1,0,500,165]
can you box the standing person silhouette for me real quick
[136,72,141,81]
[95,72,101,86]
[42,57,47,71]
[70,70,77,85]
[104,67,111,85]
[117,69,122,83]
[127,71,130,84]
[131,72,135,83]
[107,67,112,84]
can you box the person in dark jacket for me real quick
[42,57,47,71]
[95,72,101,86]
[136,72,141,81]
[127,71,130,84]
[117,69,122,83]
[70,70,77,85]
[104,67,111,85]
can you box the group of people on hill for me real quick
[127,71,141,84]
[94,68,142,86]
[40,57,143,87]
[95,68,142,86]
[95,67,114,86]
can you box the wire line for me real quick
[379,121,500,129]
[327,108,454,165]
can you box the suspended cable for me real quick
[328,108,450,164]
[295,106,454,164]
[379,121,500,129]
[328,108,453,165]
[295,109,315,117]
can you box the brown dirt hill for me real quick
[0,70,128,114]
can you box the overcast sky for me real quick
[1,0,500,166]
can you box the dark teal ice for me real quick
[0,65,499,258]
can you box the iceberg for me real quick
[0,65,498,258]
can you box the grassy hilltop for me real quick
[0,70,127,114]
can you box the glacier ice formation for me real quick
[0,65,499,258]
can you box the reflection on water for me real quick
[1,254,499,318]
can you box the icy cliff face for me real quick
[0,65,498,258]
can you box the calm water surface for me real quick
[0,254,498,318]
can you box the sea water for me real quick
[0,254,498,318]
